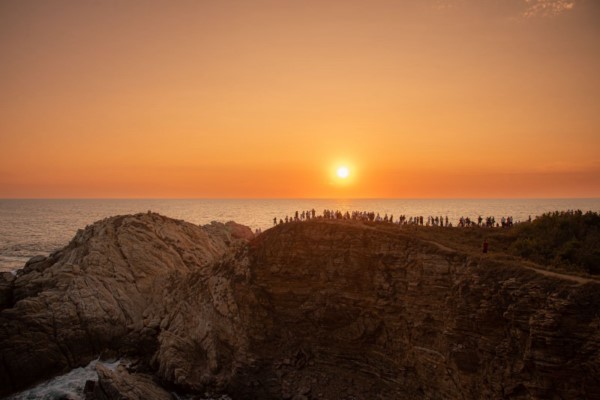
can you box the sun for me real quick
[337,166,350,179]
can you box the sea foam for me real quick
[5,359,119,400]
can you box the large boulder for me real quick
[0,212,252,396]
[89,363,173,400]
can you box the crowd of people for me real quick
[458,215,518,228]
[271,209,523,229]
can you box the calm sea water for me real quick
[1,198,599,272]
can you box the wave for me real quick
[5,359,120,400]
[4,358,231,400]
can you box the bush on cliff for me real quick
[509,210,600,274]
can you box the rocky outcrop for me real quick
[1,215,599,399]
[0,272,14,309]
[240,222,600,399]
[88,363,173,400]
[0,213,252,396]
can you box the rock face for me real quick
[90,363,173,400]
[0,272,14,309]
[0,213,252,396]
[1,214,599,399]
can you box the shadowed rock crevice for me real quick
[1,214,599,399]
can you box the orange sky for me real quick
[1,0,599,198]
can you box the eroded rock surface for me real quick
[0,213,252,396]
[90,363,173,400]
[1,215,599,399]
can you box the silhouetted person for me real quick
[482,239,489,254]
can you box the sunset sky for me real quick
[1,0,599,198]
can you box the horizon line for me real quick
[1,197,599,201]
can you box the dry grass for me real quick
[397,224,596,280]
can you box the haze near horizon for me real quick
[1,0,599,199]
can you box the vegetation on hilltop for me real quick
[508,210,600,275]
[404,210,600,276]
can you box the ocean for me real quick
[1,198,600,273]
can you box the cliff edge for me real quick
[1,214,599,399]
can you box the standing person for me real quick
[482,239,489,254]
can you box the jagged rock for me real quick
[1,215,599,399]
[0,272,14,309]
[24,255,47,267]
[0,213,251,396]
[90,364,173,400]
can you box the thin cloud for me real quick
[430,0,465,10]
[522,0,576,17]
[427,0,577,18]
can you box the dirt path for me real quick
[423,240,456,253]
[425,239,599,286]
[519,265,598,285]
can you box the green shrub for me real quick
[509,210,600,274]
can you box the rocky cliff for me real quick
[1,214,599,399]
